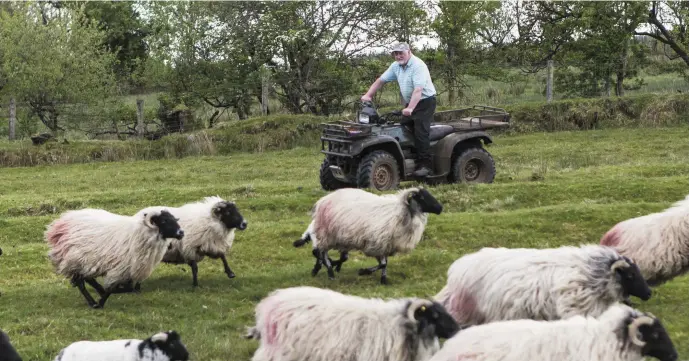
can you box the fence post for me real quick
[546,59,554,102]
[136,99,144,138]
[8,97,16,141]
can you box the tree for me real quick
[0,1,117,134]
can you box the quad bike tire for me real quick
[450,146,496,184]
[320,158,352,191]
[357,150,400,191]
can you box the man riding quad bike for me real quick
[318,101,510,191]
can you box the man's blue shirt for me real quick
[380,55,437,104]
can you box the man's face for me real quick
[392,50,410,66]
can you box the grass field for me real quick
[1,125,689,360]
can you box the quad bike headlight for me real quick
[358,112,370,124]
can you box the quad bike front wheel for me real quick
[357,150,400,191]
[450,146,496,184]
[320,158,353,191]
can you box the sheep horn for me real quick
[611,259,630,272]
[143,212,156,229]
[628,315,655,347]
[407,299,433,322]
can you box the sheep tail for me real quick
[244,326,260,340]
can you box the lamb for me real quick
[142,196,247,287]
[292,187,443,284]
[434,244,652,327]
[0,329,22,361]
[45,207,184,309]
[244,286,459,361]
[601,194,689,286]
[53,330,189,361]
[427,304,677,361]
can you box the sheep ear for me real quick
[407,299,432,321]
[143,212,157,229]
[212,202,225,216]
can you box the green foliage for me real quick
[0,126,688,360]
[0,1,117,133]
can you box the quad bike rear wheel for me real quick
[357,150,400,191]
[320,158,353,191]
[450,146,496,184]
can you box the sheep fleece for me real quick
[435,245,630,325]
[601,195,689,285]
[45,208,171,289]
[250,286,439,361]
[310,188,427,256]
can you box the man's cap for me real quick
[390,42,410,53]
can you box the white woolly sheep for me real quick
[434,244,652,327]
[142,196,247,287]
[53,330,189,361]
[428,304,677,361]
[601,194,689,286]
[0,329,22,361]
[45,208,184,309]
[244,286,459,361]
[292,187,443,284]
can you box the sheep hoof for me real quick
[90,303,103,309]
[226,271,236,279]
[358,268,373,276]
[380,277,389,285]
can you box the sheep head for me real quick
[144,210,185,240]
[627,313,677,361]
[610,257,651,301]
[212,201,247,231]
[405,187,443,215]
[407,299,459,339]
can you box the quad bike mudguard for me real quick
[432,131,493,176]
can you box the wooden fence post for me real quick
[9,97,16,141]
[136,99,144,138]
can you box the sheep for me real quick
[292,186,443,284]
[244,286,460,361]
[53,330,189,361]
[0,329,22,361]
[45,207,184,309]
[141,196,247,287]
[427,304,677,361]
[601,194,689,286]
[434,244,652,327]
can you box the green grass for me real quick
[1,126,689,360]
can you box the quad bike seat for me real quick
[429,124,455,141]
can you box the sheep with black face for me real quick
[293,187,443,284]
[434,245,652,326]
[54,330,189,361]
[142,196,247,287]
[45,207,184,309]
[245,286,460,361]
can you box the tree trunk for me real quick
[616,39,629,97]
[136,99,144,138]
[447,47,456,105]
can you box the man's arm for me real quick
[361,78,386,102]
[403,87,424,116]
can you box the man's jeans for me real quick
[408,96,436,170]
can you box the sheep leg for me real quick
[218,254,236,279]
[314,249,335,280]
[84,278,106,297]
[72,276,99,308]
[358,260,383,276]
[188,260,199,287]
[379,256,388,285]
[311,249,323,276]
[330,251,349,273]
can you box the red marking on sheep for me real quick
[447,288,480,324]
[46,219,70,246]
[600,226,620,247]
[315,200,333,239]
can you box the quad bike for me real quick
[319,101,510,191]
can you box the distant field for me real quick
[0,126,688,360]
